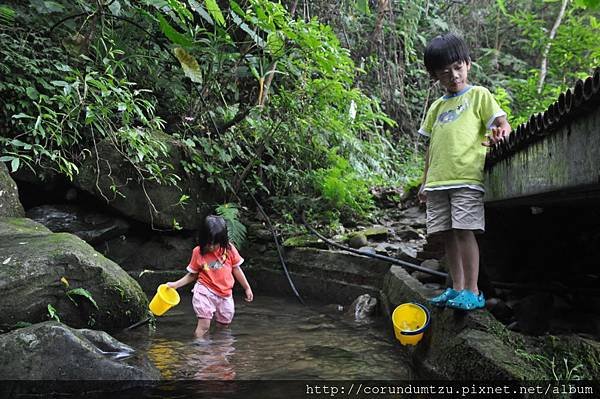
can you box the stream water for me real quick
[111,293,412,396]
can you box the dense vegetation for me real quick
[1,0,599,231]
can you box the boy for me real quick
[418,33,510,310]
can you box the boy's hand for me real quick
[482,126,509,147]
[244,287,254,302]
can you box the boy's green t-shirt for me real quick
[419,85,505,189]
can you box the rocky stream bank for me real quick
[2,153,600,388]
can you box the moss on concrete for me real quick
[354,227,389,240]
[283,234,327,249]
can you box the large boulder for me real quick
[0,321,159,387]
[74,131,216,230]
[0,162,24,218]
[0,218,148,332]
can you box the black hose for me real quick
[244,183,305,305]
[301,212,600,296]
[301,212,447,278]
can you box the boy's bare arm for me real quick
[232,267,254,302]
[167,272,197,289]
[418,145,430,203]
[483,115,512,147]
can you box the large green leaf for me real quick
[0,6,15,25]
[158,14,194,47]
[355,0,370,14]
[67,288,99,310]
[230,10,265,48]
[205,0,225,26]
[189,0,213,24]
[575,0,600,8]
[173,47,203,83]
[29,0,64,14]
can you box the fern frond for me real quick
[216,203,247,248]
[0,6,16,26]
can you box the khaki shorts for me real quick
[425,187,485,234]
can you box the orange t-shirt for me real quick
[186,244,244,297]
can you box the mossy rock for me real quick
[74,131,215,230]
[539,335,600,379]
[347,227,389,242]
[382,266,545,380]
[0,218,148,332]
[0,217,51,238]
[0,163,25,218]
[347,233,368,249]
[283,234,327,249]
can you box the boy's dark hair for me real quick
[197,215,230,255]
[423,33,471,77]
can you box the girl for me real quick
[167,215,253,337]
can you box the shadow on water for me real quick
[114,294,412,384]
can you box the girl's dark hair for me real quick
[423,33,471,77]
[197,215,230,255]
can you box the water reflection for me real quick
[188,330,236,380]
[120,295,411,380]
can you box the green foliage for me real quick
[216,203,247,248]
[313,150,374,216]
[493,87,514,123]
[66,287,99,310]
[14,0,597,228]
[468,0,600,125]
[142,0,407,220]
[1,21,177,189]
[515,349,585,382]
[47,304,60,322]
[0,5,15,25]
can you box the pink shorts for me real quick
[192,283,235,324]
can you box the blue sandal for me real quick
[446,290,485,310]
[429,288,460,307]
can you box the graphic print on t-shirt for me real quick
[436,99,470,124]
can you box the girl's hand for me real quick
[244,287,254,302]
[166,282,177,289]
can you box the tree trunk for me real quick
[537,0,569,94]
[369,0,391,54]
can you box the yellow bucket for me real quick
[392,303,430,345]
[149,284,181,316]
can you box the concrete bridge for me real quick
[484,69,600,206]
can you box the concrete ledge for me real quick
[246,268,380,304]
[485,106,600,204]
[241,246,392,304]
